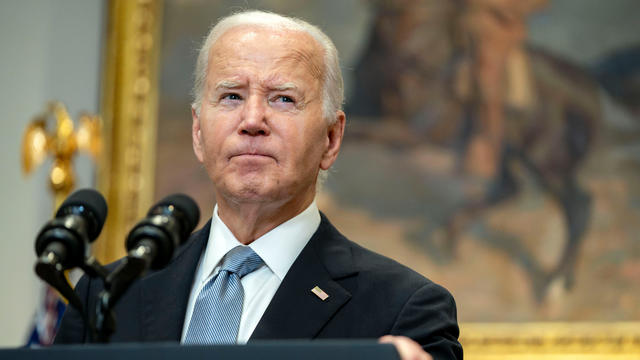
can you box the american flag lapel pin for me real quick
[311,286,329,301]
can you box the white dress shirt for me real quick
[181,200,321,344]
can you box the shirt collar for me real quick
[200,200,320,282]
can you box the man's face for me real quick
[192,26,344,208]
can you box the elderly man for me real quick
[55,10,462,360]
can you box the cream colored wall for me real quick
[0,0,103,347]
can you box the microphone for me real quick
[94,194,199,341]
[35,188,108,270]
[125,193,200,270]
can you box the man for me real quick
[55,10,462,360]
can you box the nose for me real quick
[239,94,270,136]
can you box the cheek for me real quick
[288,125,326,167]
[199,124,225,164]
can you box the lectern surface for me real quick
[0,340,400,360]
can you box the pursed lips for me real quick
[229,151,275,161]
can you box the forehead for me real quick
[207,25,324,83]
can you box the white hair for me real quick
[192,10,344,124]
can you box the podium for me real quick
[0,341,400,360]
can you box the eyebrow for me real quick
[271,82,298,91]
[214,80,298,92]
[215,80,242,90]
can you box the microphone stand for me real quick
[36,237,174,343]
[36,253,139,343]
[36,193,199,343]
[92,244,155,343]
[34,253,110,343]
[35,253,85,313]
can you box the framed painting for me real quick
[98,0,640,358]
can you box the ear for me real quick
[192,107,205,163]
[320,110,346,170]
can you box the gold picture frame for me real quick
[460,322,640,359]
[96,1,640,358]
[95,0,162,263]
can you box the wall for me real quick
[0,0,103,347]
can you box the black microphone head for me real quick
[35,188,107,269]
[149,193,200,239]
[126,194,200,270]
[55,188,108,241]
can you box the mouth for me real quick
[229,152,275,161]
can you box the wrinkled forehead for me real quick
[208,25,325,82]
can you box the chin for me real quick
[222,179,279,204]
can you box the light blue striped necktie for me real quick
[184,245,264,345]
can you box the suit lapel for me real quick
[140,220,211,341]
[250,215,357,340]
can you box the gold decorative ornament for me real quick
[21,101,102,208]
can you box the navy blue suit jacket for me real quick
[55,215,462,359]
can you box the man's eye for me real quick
[223,93,242,101]
[276,95,294,103]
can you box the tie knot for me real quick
[220,246,263,278]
